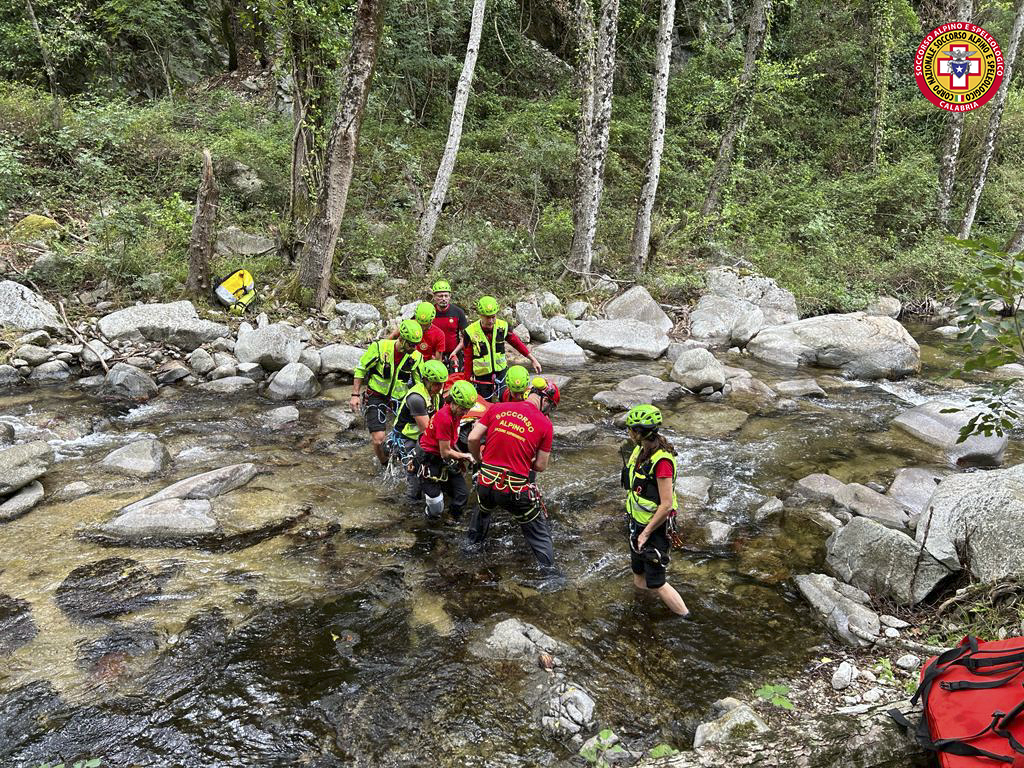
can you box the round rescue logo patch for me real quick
[915,23,1004,112]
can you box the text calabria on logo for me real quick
[915,23,1004,112]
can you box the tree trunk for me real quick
[1008,215,1024,256]
[869,0,893,167]
[295,0,385,309]
[700,0,771,221]
[568,0,596,278]
[936,0,974,229]
[187,149,218,298]
[958,0,1024,239]
[220,0,240,72]
[630,0,675,275]
[410,0,487,274]
[568,0,620,281]
[23,0,61,129]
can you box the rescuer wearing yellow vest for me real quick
[462,296,542,402]
[389,359,449,502]
[350,319,425,466]
[622,404,690,616]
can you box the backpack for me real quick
[891,635,1024,767]
[213,269,257,314]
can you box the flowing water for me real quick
[0,325,1018,767]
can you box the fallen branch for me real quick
[57,299,109,375]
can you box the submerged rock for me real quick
[100,498,217,540]
[121,463,258,513]
[55,557,167,621]
[0,594,37,655]
[480,618,565,661]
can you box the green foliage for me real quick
[754,683,794,710]
[875,658,896,685]
[646,743,680,758]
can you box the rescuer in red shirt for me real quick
[429,279,468,369]
[386,301,445,360]
[466,378,560,569]
[420,379,478,522]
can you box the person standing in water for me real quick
[622,404,690,616]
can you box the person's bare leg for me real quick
[656,582,689,616]
[371,430,388,466]
[633,573,648,590]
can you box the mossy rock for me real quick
[647,743,679,759]
[11,214,60,243]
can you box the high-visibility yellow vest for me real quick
[466,319,509,377]
[395,381,440,439]
[625,446,678,524]
[355,340,422,400]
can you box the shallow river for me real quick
[0,326,1014,766]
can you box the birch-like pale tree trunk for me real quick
[869,0,894,167]
[700,0,771,220]
[959,0,1024,239]
[410,0,487,274]
[296,0,385,308]
[568,0,620,281]
[1008,215,1024,255]
[187,149,218,297]
[936,0,974,229]
[569,0,596,266]
[24,0,61,129]
[630,0,675,275]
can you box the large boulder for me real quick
[573,319,669,360]
[886,467,949,527]
[98,301,229,350]
[704,267,799,326]
[214,226,274,256]
[605,286,673,333]
[320,344,365,375]
[794,572,881,647]
[532,339,588,369]
[101,439,171,478]
[332,301,381,330]
[266,362,320,401]
[832,483,909,530]
[99,363,158,401]
[593,374,683,410]
[234,323,302,371]
[515,301,550,342]
[688,294,765,347]
[892,400,1007,466]
[27,360,71,384]
[670,348,726,393]
[917,464,1024,582]
[0,441,52,496]
[0,281,62,332]
[826,517,954,605]
[746,312,920,379]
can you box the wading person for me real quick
[350,319,424,466]
[463,296,542,402]
[420,379,478,522]
[622,404,690,617]
[466,379,560,570]
[390,359,449,502]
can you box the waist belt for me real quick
[477,462,531,493]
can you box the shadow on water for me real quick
[0,337,996,765]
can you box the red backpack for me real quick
[891,636,1024,767]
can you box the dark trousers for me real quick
[473,370,507,403]
[468,482,554,568]
[421,453,468,520]
[388,432,422,500]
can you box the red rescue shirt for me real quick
[654,458,673,479]
[416,324,446,360]
[432,304,468,356]
[420,403,459,455]
[479,400,553,477]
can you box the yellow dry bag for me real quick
[214,269,257,315]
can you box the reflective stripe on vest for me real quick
[626,446,678,524]
[466,319,508,377]
[366,340,421,400]
[396,382,440,439]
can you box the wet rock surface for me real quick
[0,594,37,655]
[55,558,171,621]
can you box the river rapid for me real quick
[0,324,1015,767]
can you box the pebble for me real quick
[862,687,883,703]
[831,660,856,691]
[837,704,873,715]
[896,654,921,671]
[858,669,877,683]
[880,614,910,629]
[884,627,900,639]
[842,695,861,705]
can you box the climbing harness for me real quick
[477,462,545,522]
